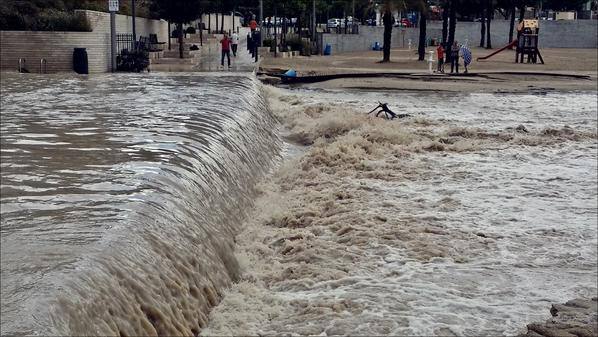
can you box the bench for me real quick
[149,34,166,52]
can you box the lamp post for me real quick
[109,0,118,72]
[131,0,136,45]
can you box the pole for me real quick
[274,6,277,57]
[232,7,235,33]
[110,10,116,72]
[131,0,136,47]
[167,22,171,50]
[312,0,316,41]
[259,0,263,46]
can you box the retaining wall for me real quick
[0,10,167,73]
[323,19,598,54]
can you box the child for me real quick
[436,43,445,73]
[231,32,239,57]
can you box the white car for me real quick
[327,18,341,28]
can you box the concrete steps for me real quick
[149,63,196,72]
[151,57,195,64]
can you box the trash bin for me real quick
[323,44,332,55]
[372,42,381,50]
[73,48,88,74]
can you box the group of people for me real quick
[219,17,260,68]
[435,41,472,74]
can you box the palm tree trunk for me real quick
[508,3,516,43]
[221,11,224,33]
[519,3,525,21]
[442,1,449,46]
[480,1,486,47]
[382,8,392,62]
[215,13,219,33]
[447,0,456,62]
[178,22,184,58]
[418,11,427,61]
[486,0,492,49]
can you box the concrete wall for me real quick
[323,19,598,54]
[82,10,168,43]
[0,10,167,73]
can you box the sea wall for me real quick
[322,19,598,54]
[0,10,167,73]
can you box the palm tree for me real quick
[380,0,407,62]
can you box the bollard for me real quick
[408,39,412,51]
[428,51,434,73]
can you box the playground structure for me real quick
[476,19,544,64]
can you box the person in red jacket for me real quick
[436,43,445,73]
[220,33,232,68]
[249,17,258,32]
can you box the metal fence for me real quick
[116,33,134,55]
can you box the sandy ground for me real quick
[259,47,598,93]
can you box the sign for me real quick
[109,0,119,12]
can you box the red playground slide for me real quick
[476,40,518,61]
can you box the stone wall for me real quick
[0,10,167,73]
[322,19,598,54]
[0,31,110,73]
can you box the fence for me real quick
[116,33,135,55]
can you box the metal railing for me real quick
[39,59,47,74]
[18,58,26,73]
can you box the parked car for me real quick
[394,18,413,27]
[327,18,341,28]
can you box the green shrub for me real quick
[285,35,303,52]
[117,49,149,72]
[185,26,196,34]
[0,6,91,31]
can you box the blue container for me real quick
[323,44,332,55]
[283,69,297,77]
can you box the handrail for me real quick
[18,58,26,73]
[40,58,47,74]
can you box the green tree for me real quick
[151,0,203,58]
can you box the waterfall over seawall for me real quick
[0,73,281,335]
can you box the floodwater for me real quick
[0,73,280,335]
[1,70,596,336]
[203,88,598,336]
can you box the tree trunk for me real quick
[480,0,486,47]
[178,22,184,58]
[519,3,525,21]
[508,3,516,43]
[418,11,427,61]
[221,11,224,33]
[208,14,211,34]
[215,13,219,33]
[447,0,456,62]
[382,8,392,62]
[442,2,449,46]
[486,0,492,49]
[199,15,203,46]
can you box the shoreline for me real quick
[258,47,597,93]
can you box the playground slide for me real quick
[476,40,518,61]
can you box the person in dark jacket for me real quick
[450,41,459,74]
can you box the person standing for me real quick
[220,33,231,68]
[460,44,472,74]
[436,43,445,73]
[249,16,258,32]
[450,41,460,74]
[231,32,239,57]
